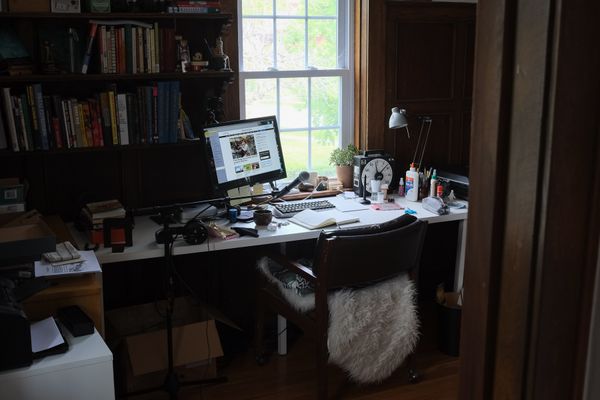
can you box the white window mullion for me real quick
[307,76,312,169]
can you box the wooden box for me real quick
[9,0,50,12]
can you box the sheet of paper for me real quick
[35,250,102,277]
[30,317,64,353]
[329,196,371,212]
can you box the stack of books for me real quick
[167,1,221,14]
[81,199,126,245]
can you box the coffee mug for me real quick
[370,179,382,193]
[254,209,273,226]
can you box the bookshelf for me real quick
[0,9,237,218]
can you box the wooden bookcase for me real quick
[0,11,236,219]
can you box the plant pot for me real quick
[336,165,353,188]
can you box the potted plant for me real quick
[329,144,359,188]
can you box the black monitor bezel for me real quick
[202,116,287,193]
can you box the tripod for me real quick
[128,205,226,399]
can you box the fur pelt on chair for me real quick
[258,257,420,383]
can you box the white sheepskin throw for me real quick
[257,257,419,383]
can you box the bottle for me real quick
[398,177,405,197]
[429,169,438,197]
[405,163,419,201]
[437,184,444,198]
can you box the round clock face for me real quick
[361,158,393,193]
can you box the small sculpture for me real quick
[177,38,191,72]
[190,52,209,72]
[213,36,231,71]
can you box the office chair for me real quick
[255,214,428,399]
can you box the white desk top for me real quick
[71,196,468,265]
[0,328,112,380]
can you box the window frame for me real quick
[237,0,354,173]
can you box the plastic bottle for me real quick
[398,177,405,197]
[405,163,419,201]
[429,169,438,197]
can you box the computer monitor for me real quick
[202,116,287,193]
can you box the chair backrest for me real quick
[313,214,428,290]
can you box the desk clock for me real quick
[353,150,395,196]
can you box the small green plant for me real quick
[329,144,359,166]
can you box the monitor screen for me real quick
[203,116,287,192]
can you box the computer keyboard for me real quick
[272,199,336,217]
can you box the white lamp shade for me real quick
[389,107,408,129]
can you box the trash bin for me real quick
[436,289,462,357]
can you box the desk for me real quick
[71,196,468,291]
[0,328,114,400]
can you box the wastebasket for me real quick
[436,289,462,357]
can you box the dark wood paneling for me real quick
[394,23,455,100]
[459,0,600,399]
[380,2,475,176]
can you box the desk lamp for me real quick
[389,107,433,171]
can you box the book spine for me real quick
[144,28,152,74]
[126,93,138,144]
[50,95,64,149]
[11,96,27,151]
[98,92,112,146]
[42,95,56,149]
[60,100,73,148]
[20,95,33,150]
[151,84,158,144]
[25,85,42,150]
[81,23,98,74]
[1,88,19,152]
[157,81,167,144]
[68,99,82,147]
[99,25,106,73]
[107,89,119,144]
[32,84,49,150]
[52,95,68,148]
[81,102,94,147]
[110,27,117,74]
[153,22,160,73]
[125,26,133,74]
[168,81,181,144]
[116,93,129,145]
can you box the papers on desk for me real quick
[328,196,371,212]
[289,209,359,230]
[30,317,65,353]
[35,250,101,277]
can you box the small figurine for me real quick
[178,38,191,72]
[190,52,209,72]
[213,36,231,71]
[41,40,59,74]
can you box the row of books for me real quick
[0,82,197,152]
[83,20,177,75]
[167,1,221,14]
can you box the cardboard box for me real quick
[0,212,55,265]
[107,297,229,393]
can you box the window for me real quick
[238,0,353,178]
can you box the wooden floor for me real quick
[126,306,460,400]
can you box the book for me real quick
[1,88,19,151]
[81,22,98,74]
[289,209,359,230]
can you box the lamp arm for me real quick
[411,118,426,165]
[415,117,433,171]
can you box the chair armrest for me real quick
[267,253,316,282]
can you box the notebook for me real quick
[289,209,359,230]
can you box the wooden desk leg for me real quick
[454,219,468,292]
[277,315,287,355]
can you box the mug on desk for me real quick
[254,209,273,227]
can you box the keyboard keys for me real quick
[273,200,335,216]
